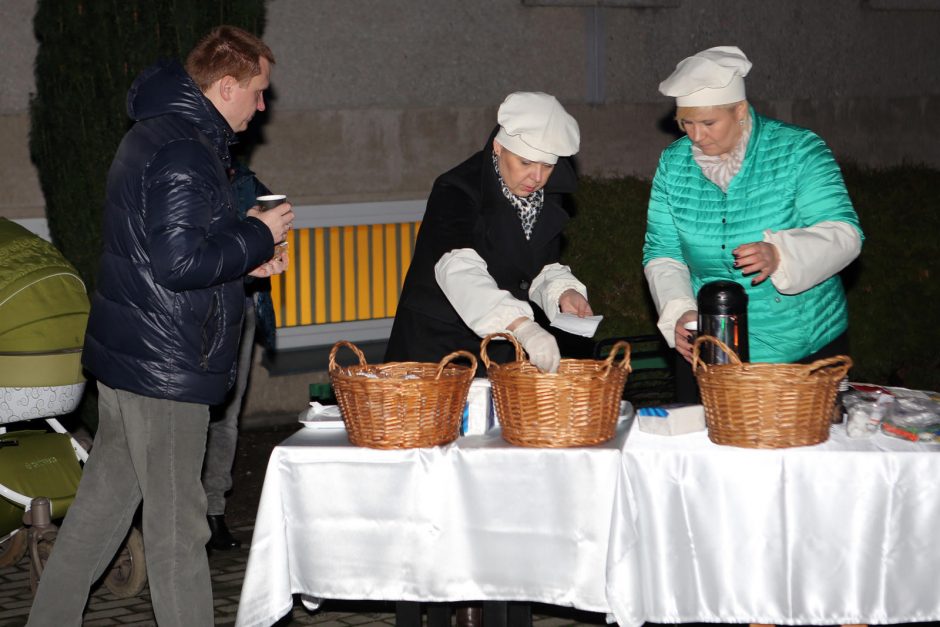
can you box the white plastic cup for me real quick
[256,194,287,211]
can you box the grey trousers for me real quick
[27,382,213,627]
[203,304,255,516]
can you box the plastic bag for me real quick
[880,393,940,443]
[843,385,894,438]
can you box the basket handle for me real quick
[803,354,853,379]
[328,340,368,372]
[435,350,479,379]
[480,332,526,369]
[691,334,742,373]
[600,340,633,378]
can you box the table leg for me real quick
[482,601,507,627]
[395,601,421,627]
[507,602,532,627]
[427,603,452,627]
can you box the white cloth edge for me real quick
[528,262,588,323]
[643,257,696,348]
[766,221,862,294]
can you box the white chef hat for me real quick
[494,92,580,165]
[658,46,752,107]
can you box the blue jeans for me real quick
[27,382,213,626]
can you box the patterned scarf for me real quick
[492,151,544,240]
[692,112,752,193]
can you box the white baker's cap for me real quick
[494,92,580,165]
[658,46,752,107]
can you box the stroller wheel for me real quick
[28,536,55,595]
[0,528,28,568]
[104,526,147,598]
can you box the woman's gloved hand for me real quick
[511,318,561,373]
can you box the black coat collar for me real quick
[479,126,576,251]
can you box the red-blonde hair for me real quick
[185,25,275,92]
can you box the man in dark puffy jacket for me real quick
[28,26,294,626]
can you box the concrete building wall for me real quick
[3,0,939,217]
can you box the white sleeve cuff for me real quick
[644,258,697,348]
[434,248,534,336]
[528,263,587,323]
[766,221,862,294]
[656,299,698,348]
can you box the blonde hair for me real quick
[675,100,747,129]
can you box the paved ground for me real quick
[0,532,608,626]
[0,417,608,627]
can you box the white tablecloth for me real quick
[607,422,940,627]
[235,423,630,627]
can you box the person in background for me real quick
[386,91,593,375]
[27,26,293,626]
[203,160,280,551]
[642,46,863,403]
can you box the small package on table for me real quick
[637,404,706,436]
[462,378,496,436]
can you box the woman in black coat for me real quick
[385,92,592,373]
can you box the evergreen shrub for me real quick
[562,176,658,341]
[841,164,940,391]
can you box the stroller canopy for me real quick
[0,219,89,387]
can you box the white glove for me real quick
[512,319,561,373]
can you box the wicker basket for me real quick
[328,341,477,449]
[692,335,852,449]
[480,332,631,447]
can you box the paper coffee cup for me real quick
[256,194,287,211]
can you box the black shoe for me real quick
[207,514,241,551]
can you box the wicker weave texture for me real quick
[329,341,477,449]
[481,333,631,448]
[692,335,852,449]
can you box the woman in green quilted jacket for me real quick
[642,46,863,402]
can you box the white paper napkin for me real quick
[549,313,603,338]
[298,402,345,430]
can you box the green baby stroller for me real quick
[0,218,146,597]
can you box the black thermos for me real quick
[697,280,749,364]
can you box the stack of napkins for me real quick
[298,402,346,430]
[636,404,706,436]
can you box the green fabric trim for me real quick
[0,351,85,386]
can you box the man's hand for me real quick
[248,200,295,245]
[558,289,593,317]
[248,251,289,278]
[674,309,698,364]
[733,241,779,286]
[509,318,561,373]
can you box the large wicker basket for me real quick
[692,335,852,449]
[328,341,477,449]
[480,332,631,447]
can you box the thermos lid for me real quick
[697,280,748,315]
